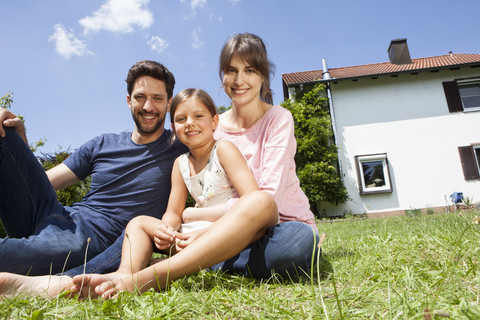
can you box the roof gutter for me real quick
[322,58,343,179]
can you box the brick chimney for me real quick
[388,38,412,65]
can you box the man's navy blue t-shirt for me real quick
[63,130,187,247]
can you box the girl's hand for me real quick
[174,230,202,252]
[153,223,177,250]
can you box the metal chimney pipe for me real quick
[322,58,331,80]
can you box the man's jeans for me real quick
[0,128,102,275]
[65,221,320,279]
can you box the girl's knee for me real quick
[241,191,278,224]
[126,215,154,231]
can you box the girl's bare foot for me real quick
[71,272,128,299]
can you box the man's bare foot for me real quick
[0,273,73,298]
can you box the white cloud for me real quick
[48,24,92,59]
[181,0,206,19]
[228,0,240,5]
[191,0,206,12]
[79,0,153,35]
[148,36,169,54]
[190,26,204,49]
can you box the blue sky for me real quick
[1,0,479,154]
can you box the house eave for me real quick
[283,62,480,88]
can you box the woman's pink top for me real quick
[214,105,317,230]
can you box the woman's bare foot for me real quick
[0,273,73,298]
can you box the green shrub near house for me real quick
[282,83,348,218]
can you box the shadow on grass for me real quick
[171,255,335,293]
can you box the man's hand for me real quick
[0,108,27,144]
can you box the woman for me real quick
[0,33,319,298]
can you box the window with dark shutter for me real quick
[443,81,463,112]
[458,146,480,180]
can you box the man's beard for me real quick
[131,111,166,135]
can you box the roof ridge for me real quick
[330,53,480,71]
[282,52,480,86]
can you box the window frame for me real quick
[443,78,480,113]
[458,80,480,112]
[354,153,393,195]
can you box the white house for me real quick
[282,39,480,217]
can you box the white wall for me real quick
[325,67,480,216]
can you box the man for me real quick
[0,60,187,276]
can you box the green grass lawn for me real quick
[2,210,480,319]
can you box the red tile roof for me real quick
[282,53,480,86]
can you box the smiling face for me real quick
[222,54,263,108]
[172,98,218,151]
[127,75,168,144]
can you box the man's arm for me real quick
[46,163,80,191]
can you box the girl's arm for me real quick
[181,140,259,224]
[175,140,260,251]
[153,158,189,250]
[216,139,259,196]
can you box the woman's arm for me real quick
[254,110,297,209]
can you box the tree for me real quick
[282,83,348,218]
[1,91,46,152]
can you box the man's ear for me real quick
[167,97,173,113]
[127,95,132,109]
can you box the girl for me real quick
[109,88,271,284]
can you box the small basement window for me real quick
[355,153,393,195]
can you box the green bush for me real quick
[282,83,348,217]
[39,150,91,206]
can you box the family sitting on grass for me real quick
[0,32,319,298]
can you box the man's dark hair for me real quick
[126,60,175,98]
